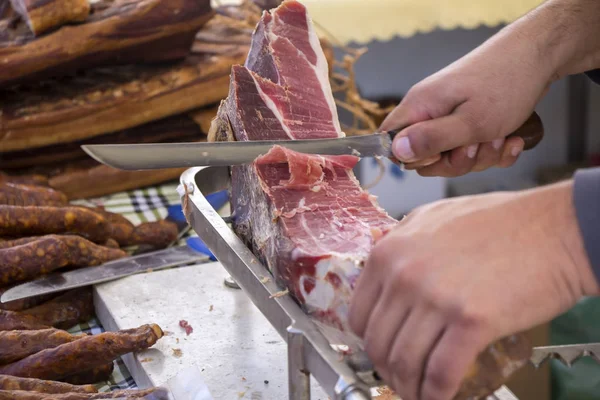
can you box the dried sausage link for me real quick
[22,288,94,330]
[0,235,127,285]
[0,324,163,381]
[60,363,114,385]
[0,387,167,399]
[0,206,111,243]
[0,173,48,187]
[0,329,86,365]
[0,374,96,393]
[128,220,178,248]
[0,310,49,331]
[75,207,134,246]
[0,183,67,207]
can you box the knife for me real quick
[0,236,214,303]
[81,112,544,170]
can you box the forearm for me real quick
[534,0,600,78]
[502,0,600,80]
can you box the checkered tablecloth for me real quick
[69,181,187,392]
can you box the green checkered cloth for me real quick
[69,181,187,392]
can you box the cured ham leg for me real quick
[210,1,532,398]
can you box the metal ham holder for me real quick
[178,166,520,400]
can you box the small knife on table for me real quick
[81,112,544,170]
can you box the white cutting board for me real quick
[94,262,330,400]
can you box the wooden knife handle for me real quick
[387,111,544,153]
[507,111,544,151]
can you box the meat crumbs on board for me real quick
[178,320,193,335]
[172,348,183,358]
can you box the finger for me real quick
[348,255,382,338]
[472,139,504,172]
[448,143,480,175]
[497,136,525,168]
[362,285,411,375]
[421,326,489,400]
[403,154,442,170]
[414,156,450,177]
[348,271,382,338]
[413,144,479,177]
[386,308,446,400]
[391,114,478,162]
[380,99,430,133]
[350,237,398,337]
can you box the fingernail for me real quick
[492,139,504,150]
[467,144,479,158]
[511,145,523,157]
[393,137,415,161]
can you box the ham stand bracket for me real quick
[179,166,520,400]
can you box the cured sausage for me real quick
[0,329,85,364]
[60,363,114,385]
[0,311,48,331]
[0,387,168,399]
[0,235,127,285]
[0,324,163,380]
[0,206,111,243]
[21,288,94,330]
[0,183,67,207]
[0,374,96,393]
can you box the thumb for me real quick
[392,114,477,162]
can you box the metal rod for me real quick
[288,327,311,400]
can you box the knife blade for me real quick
[0,236,213,303]
[82,112,544,171]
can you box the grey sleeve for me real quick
[573,167,600,278]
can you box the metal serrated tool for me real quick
[530,343,600,368]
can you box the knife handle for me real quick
[387,110,544,153]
